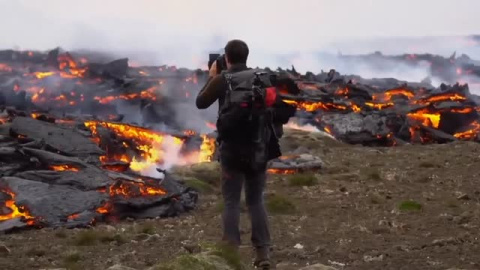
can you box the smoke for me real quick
[1,0,480,178]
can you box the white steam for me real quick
[131,136,190,178]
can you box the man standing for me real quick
[196,40,273,269]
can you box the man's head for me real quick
[224,39,249,69]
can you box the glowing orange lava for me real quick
[49,165,80,172]
[0,190,35,223]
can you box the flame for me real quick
[85,121,170,172]
[50,165,80,172]
[57,53,88,78]
[198,135,216,162]
[0,190,35,223]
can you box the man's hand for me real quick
[209,60,217,77]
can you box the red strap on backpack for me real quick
[265,87,277,107]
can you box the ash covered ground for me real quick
[1,129,479,270]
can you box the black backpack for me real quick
[216,69,278,166]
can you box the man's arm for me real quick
[195,75,224,109]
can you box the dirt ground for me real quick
[1,129,480,270]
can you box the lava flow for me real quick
[283,82,480,142]
[107,181,166,198]
[84,121,216,175]
[267,169,297,175]
[0,190,35,225]
[49,165,80,172]
[94,86,159,104]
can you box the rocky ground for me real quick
[1,129,480,270]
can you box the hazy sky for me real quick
[0,0,479,68]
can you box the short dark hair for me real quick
[224,39,249,64]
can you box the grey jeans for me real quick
[220,160,271,249]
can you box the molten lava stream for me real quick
[0,190,35,225]
[372,88,415,101]
[454,121,480,139]
[108,182,166,198]
[407,109,441,128]
[94,86,158,104]
[50,165,80,172]
[414,92,467,105]
[85,120,218,175]
[283,100,348,112]
[267,169,297,175]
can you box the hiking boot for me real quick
[253,259,271,269]
[253,247,271,269]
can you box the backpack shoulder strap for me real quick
[220,71,234,109]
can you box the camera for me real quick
[208,53,227,74]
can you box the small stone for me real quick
[457,193,470,201]
[0,245,10,256]
[363,254,384,262]
[182,243,202,254]
[299,154,315,161]
[339,187,347,192]
[276,262,296,270]
[313,245,327,254]
[103,225,116,232]
[378,220,391,227]
[299,263,338,270]
[294,243,304,249]
[394,244,410,252]
[432,237,459,247]
[106,264,137,270]
[453,213,471,225]
[144,234,161,242]
[135,233,150,241]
